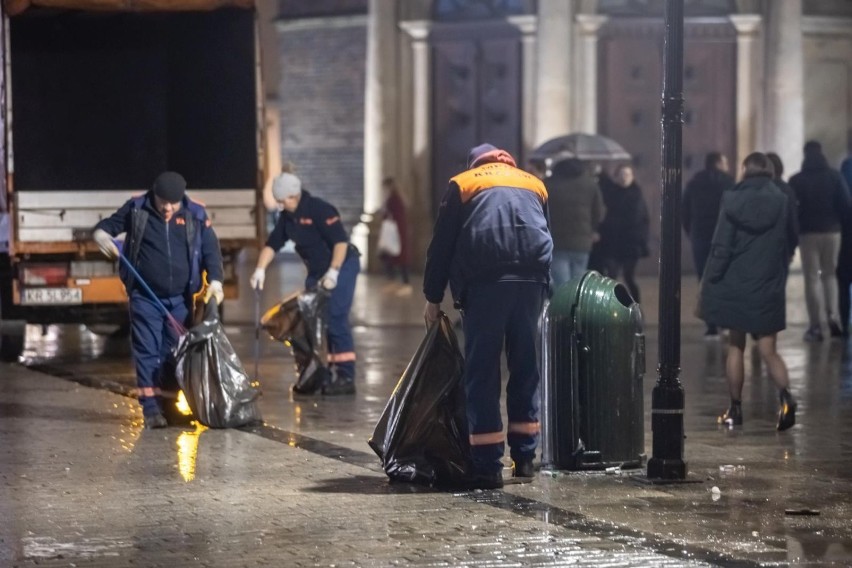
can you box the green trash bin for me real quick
[541,270,645,470]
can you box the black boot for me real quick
[777,389,797,431]
[322,371,356,396]
[719,400,742,427]
[512,458,535,480]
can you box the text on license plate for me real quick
[22,287,83,305]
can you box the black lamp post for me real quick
[647,0,688,481]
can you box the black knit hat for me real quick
[152,171,187,203]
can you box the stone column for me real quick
[729,14,762,169]
[533,0,574,146]
[508,15,538,157]
[355,0,399,268]
[399,20,432,269]
[575,14,608,134]
[764,0,803,174]
[363,0,398,216]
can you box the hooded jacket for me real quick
[682,168,735,245]
[700,174,796,335]
[423,149,553,305]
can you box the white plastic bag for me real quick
[378,219,401,256]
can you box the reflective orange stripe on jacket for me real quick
[328,351,357,363]
[508,421,540,435]
[469,431,505,446]
[137,387,161,398]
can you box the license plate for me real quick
[22,287,83,305]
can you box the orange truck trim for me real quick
[450,162,548,205]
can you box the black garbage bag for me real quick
[260,289,330,394]
[368,314,472,487]
[173,301,263,428]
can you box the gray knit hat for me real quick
[272,172,302,200]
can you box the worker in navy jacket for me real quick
[93,171,224,429]
[250,172,360,395]
[423,143,553,489]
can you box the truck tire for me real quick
[0,320,26,362]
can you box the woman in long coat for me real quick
[700,152,799,431]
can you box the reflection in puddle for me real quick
[177,423,207,482]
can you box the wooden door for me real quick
[599,19,736,273]
[431,23,522,214]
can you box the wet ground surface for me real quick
[2,252,852,566]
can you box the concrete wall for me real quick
[276,17,368,232]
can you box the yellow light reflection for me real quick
[175,390,193,416]
[177,423,207,482]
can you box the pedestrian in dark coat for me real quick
[788,140,851,341]
[595,164,649,302]
[683,152,735,337]
[700,152,798,431]
[766,152,800,262]
[838,157,852,337]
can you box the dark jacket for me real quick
[682,168,734,246]
[838,206,852,281]
[266,190,355,280]
[773,178,800,259]
[545,168,605,252]
[789,153,851,233]
[595,176,650,260]
[423,161,553,305]
[96,193,223,299]
[700,175,796,335]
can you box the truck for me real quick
[0,0,269,361]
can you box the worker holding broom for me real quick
[92,171,224,429]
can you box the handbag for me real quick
[378,218,402,256]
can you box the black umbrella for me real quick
[530,133,631,163]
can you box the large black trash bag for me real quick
[368,314,472,487]
[173,301,263,428]
[260,289,329,394]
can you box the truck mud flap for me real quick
[0,320,26,362]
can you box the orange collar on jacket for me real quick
[450,162,548,205]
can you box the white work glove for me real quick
[204,280,224,305]
[250,267,266,290]
[93,228,119,260]
[320,267,340,291]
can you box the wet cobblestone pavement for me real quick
[3,253,852,566]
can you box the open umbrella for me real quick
[530,133,631,163]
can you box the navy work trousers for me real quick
[461,280,546,474]
[305,254,360,381]
[129,291,189,416]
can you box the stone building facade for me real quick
[263,0,852,272]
